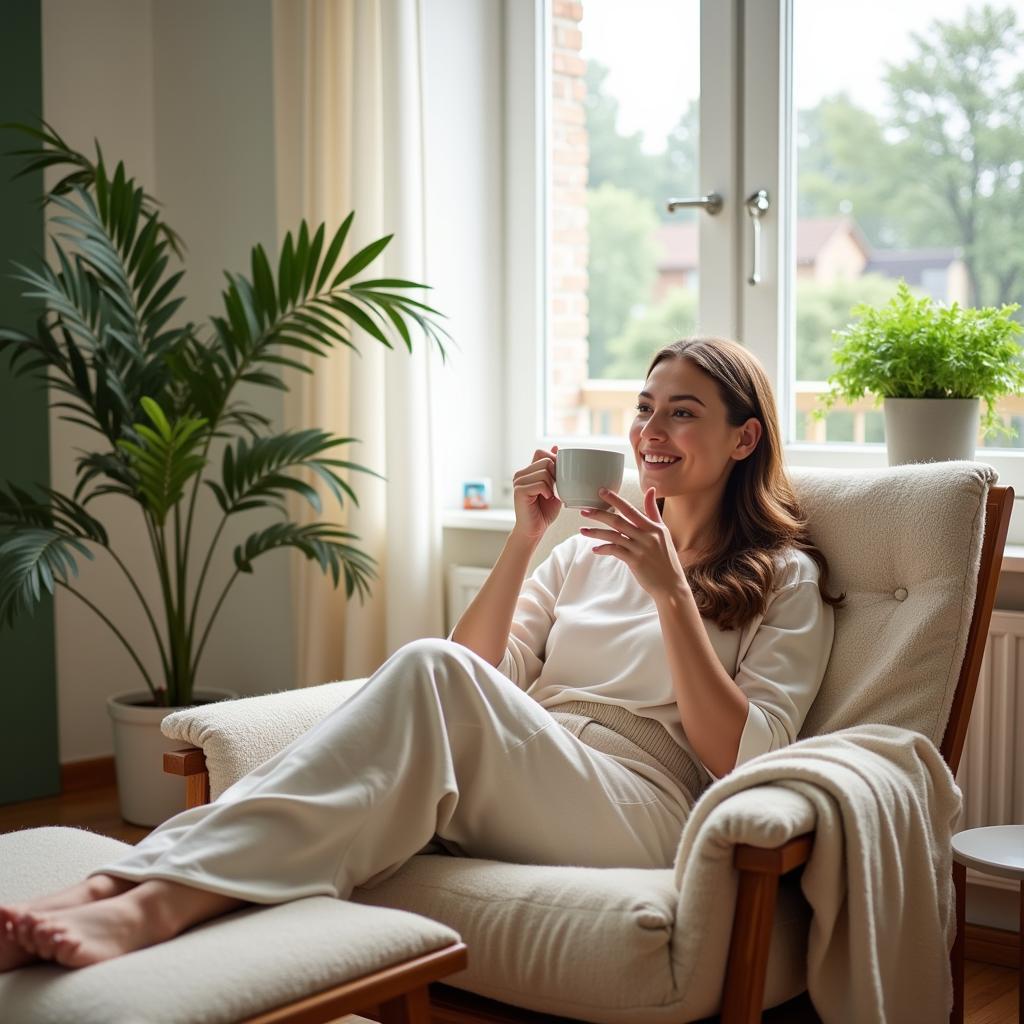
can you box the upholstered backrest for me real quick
[791,461,993,745]
[535,461,995,747]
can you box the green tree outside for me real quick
[604,288,697,378]
[586,183,660,377]
[795,274,903,379]
[798,5,1024,309]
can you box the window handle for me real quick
[665,192,723,215]
[745,189,770,285]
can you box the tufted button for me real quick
[894,587,908,601]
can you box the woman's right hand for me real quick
[511,446,561,543]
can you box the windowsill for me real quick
[442,508,517,531]
[441,510,1024,574]
[1003,545,1024,572]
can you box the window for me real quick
[791,0,1024,452]
[545,0,701,438]
[505,0,1024,537]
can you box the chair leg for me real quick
[379,984,432,1024]
[721,869,781,1024]
[950,860,966,1024]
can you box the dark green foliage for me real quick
[0,123,448,705]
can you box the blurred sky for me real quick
[580,0,1023,153]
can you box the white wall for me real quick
[42,0,292,761]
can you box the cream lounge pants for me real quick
[95,639,691,903]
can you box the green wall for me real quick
[0,0,59,803]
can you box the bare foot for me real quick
[18,880,244,969]
[0,874,136,964]
[18,897,166,969]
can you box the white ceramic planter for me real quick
[107,688,237,827]
[883,397,981,466]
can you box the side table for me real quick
[952,825,1024,1024]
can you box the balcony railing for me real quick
[579,379,1024,446]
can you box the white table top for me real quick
[952,825,1024,881]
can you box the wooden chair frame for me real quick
[166,485,1013,1024]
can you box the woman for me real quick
[0,337,843,971]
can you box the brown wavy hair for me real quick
[647,337,845,631]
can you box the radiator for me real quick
[445,565,492,633]
[957,610,1024,823]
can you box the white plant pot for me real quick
[107,688,237,827]
[883,397,981,466]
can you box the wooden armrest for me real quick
[163,747,208,777]
[733,832,814,875]
[164,746,211,807]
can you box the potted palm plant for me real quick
[814,280,1024,464]
[0,124,448,824]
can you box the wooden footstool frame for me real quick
[240,942,467,1024]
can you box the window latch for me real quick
[745,189,770,285]
[665,192,723,215]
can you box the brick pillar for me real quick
[549,0,589,434]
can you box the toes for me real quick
[16,913,39,956]
[34,922,63,961]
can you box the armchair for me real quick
[157,461,1011,1023]
[0,462,1007,1024]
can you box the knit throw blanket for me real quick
[671,724,962,1023]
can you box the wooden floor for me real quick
[0,783,1018,1023]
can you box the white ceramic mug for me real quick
[555,447,625,509]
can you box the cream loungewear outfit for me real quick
[95,535,835,902]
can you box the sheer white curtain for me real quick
[273,0,443,685]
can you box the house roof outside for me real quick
[864,248,964,275]
[795,216,871,264]
[656,221,698,270]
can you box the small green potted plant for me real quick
[813,280,1024,464]
[0,124,448,824]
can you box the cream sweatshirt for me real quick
[498,534,835,780]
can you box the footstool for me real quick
[0,827,467,1024]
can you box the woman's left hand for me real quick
[579,487,689,600]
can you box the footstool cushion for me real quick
[0,827,463,1024]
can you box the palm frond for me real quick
[116,398,208,525]
[207,430,375,516]
[3,121,184,257]
[0,528,94,628]
[233,522,376,601]
[0,483,108,544]
[72,451,139,505]
[209,215,449,414]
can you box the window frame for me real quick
[502,0,1024,540]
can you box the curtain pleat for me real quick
[273,0,443,686]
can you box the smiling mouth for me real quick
[641,454,681,466]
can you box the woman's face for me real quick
[628,356,761,499]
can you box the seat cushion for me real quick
[0,827,461,1024]
[353,853,809,1024]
